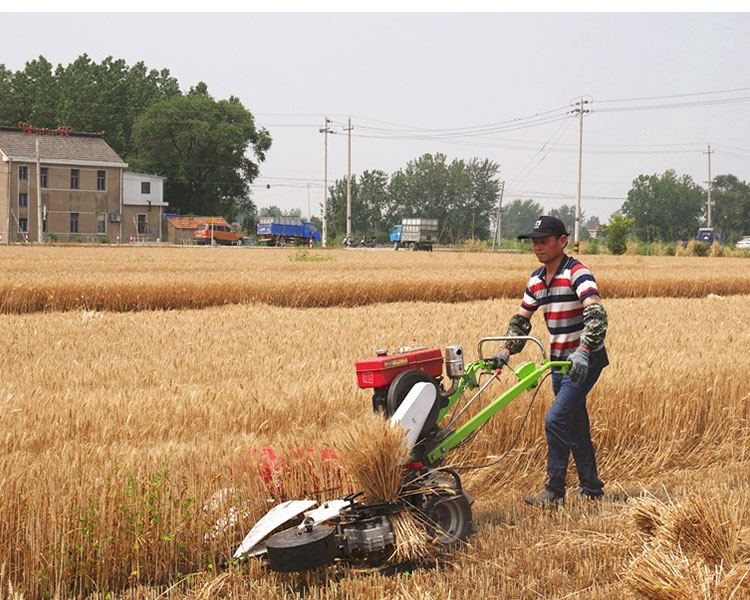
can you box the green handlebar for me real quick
[425,359,570,465]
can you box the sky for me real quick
[3,10,750,224]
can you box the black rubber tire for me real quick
[385,369,441,439]
[393,242,399,250]
[409,242,417,251]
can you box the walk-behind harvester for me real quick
[232,336,570,572]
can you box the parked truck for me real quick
[696,227,716,244]
[257,217,321,247]
[390,218,439,251]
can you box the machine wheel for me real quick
[279,237,286,247]
[420,473,474,545]
[424,492,473,545]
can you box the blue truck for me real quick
[257,217,321,247]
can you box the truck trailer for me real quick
[390,218,439,251]
[257,217,321,247]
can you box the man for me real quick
[489,216,609,506]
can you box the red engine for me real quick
[355,348,443,389]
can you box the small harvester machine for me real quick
[233,336,570,572]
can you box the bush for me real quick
[637,242,653,256]
[694,241,710,257]
[601,213,633,255]
[625,240,640,255]
[709,241,724,257]
[100,236,111,245]
[582,239,599,254]
[46,232,58,243]
[75,236,84,244]
[664,242,676,256]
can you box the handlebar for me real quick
[477,336,548,362]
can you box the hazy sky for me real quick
[4,12,749,222]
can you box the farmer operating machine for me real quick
[233,336,570,572]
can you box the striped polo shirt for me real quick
[521,254,601,360]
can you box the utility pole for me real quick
[570,97,590,253]
[704,143,713,228]
[307,183,311,221]
[345,117,352,238]
[35,138,43,244]
[492,180,505,251]
[319,117,335,247]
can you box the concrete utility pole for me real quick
[35,138,43,243]
[570,98,590,253]
[319,117,335,247]
[492,180,505,251]
[707,145,712,228]
[307,183,311,221]
[345,117,353,238]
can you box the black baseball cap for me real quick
[517,215,569,240]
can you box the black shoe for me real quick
[524,489,564,507]
[571,487,603,500]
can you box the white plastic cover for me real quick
[390,381,436,452]
[233,499,317,559]
[298,499,349,530]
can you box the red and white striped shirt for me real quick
[521,255,601,360]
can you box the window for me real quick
[70,169,79,190]
[137,214,147,234]
[97,170,106,191]
[141,181,151,194]
[97,213,106,234]
[18,165,28,181]
[70,213,79,233]
[18,218,28,232]
[40,167,48,188]
[18,193,28,208]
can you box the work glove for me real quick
[567,347,590,384]
[488,350,510,371]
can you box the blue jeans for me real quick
[544,362,605,497]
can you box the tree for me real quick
[500,199,543,240]
[622,170,705,241]
[131,84,271,220]
[710,174,750,244]
[259,206,301,218]
[0,55,181,160]
[548,204,590,241]
[387,154,500,243]
[600,212,634,255]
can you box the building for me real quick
[0,125,167,243]
[123,172,168,241]
[164,214,231,245]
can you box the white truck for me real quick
[389,218,439,251]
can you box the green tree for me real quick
[500,199,543,240]
[710,174,750,244]
[0,54,181,159]
[131,83,271,220]
[387,153,500,243]
[326,170,389,238]
[622,170,705,241]
[601,212,634,255]
[259,206,301,218]
[548,204,590,241]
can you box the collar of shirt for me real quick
[538,254,571,285]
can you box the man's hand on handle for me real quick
[488,349,510,371]
[568,347,590,384]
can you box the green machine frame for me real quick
[425,336,571,465]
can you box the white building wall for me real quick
[123,172,167,206]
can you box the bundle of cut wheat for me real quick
[335,412,430,562]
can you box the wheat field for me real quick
[1,248,749,599]
[0,246,748,312]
